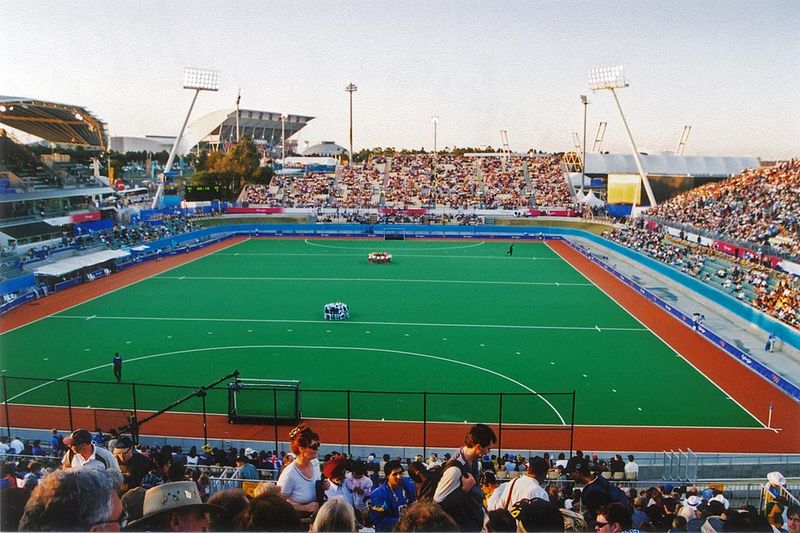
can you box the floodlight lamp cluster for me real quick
[588,65,628,91]
[183,67,220,91]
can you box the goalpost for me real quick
[227,378,301,424]
[384,227,406,240]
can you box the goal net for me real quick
[384,228,406,240]
[228,378,301,424]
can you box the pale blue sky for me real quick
[2,0,798,159]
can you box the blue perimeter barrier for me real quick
[4,222,798,402]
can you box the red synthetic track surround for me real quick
[2,237,798,452]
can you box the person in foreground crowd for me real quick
[311,497,357,532]
[368,459,417,531]
[18,468,125,531]
[594,502,635,532]
[61,428,121,474]
[487,455,550,511]
[434,423,497,531]
[395,501,459,532]
[113,435,153,492]
[235,492,304,531]
[277,423,325,515]
[566,456,630,518]
[126,480,221,531]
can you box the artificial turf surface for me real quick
[0,238,760,429]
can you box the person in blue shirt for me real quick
[49,429,62,455]
[368,460,416,532]
[232,455,259,480]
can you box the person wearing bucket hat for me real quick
[126,481,222,531]
[678,494,702,521]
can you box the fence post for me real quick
[273,388,278,455]
[131,382,138,431]
[200,390,208,444]
[66,380,74,431]
[497,392,503,458]
[346,390,351,456]
[570,390,576,456]
[422,392,427,459]
[2,375,10,438]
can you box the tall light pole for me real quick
[588,65,656,209]
[431,116,439,159]
[580,95,588,194]
[345,82,357,166]
[280,113,287,166]
[153,67,220,208]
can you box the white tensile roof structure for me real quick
[585,152,760,177]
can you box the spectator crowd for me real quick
[1,424,797,532]
[238,154,576,211]
[606,218,800,329]
[648,159,800,259]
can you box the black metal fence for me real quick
[1,374,575,457]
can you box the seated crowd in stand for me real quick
[240,154,575,211]
[1,426,796,532]
[648,159,800,259]
[607,218,800,329]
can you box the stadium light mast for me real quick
[280,113,287,165]
[153,67,220,208]
[588,66,657,209]
[345,82,357,166]
[580,95,588,194]
[431,116,439,159]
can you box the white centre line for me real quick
[51,314,648,332]
[152,275,593,287]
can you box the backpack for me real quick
[605,481,632,510]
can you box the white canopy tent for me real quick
[33,249,130,277]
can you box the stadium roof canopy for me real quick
[0,96,108,149]
[585,152,760,177]
[179,108,314,155]
[302,141,346,156]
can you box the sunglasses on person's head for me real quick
[307,442,320,450]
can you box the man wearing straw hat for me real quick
[126,480,222,531]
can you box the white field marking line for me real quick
[51,315,649,332]
[215,252,563,260]
[152,275,594,287]
[303,239,487,251]
[4,400,776,431]
[0,238,248,337]
[548,241,768,429]
[9,344,567,425]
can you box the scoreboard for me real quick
[184,185,222,201]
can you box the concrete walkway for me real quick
[571,236,800,397]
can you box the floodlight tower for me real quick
[431,116,439,159]
[280,113,287,165]
[588,66,656,208]
[345,82,357,166]
[580,95,588,194]
[153,68,220,208]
